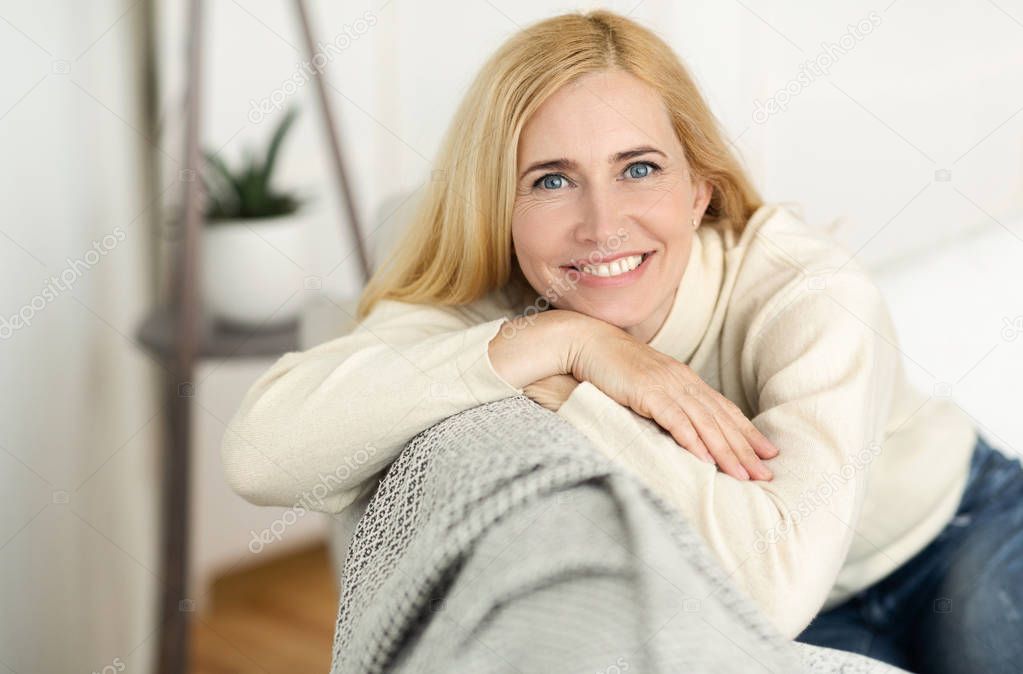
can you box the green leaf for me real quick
[203,151,243,202]
[262,106,299,189]
[199,105,304,221]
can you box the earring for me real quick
[692,217,699,229]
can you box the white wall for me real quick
[739,0,1023,267]
[0,1,159,671]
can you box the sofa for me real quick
[316,380,908,672]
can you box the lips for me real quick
[561,251,653,271]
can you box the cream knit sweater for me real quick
[220,203,977,638]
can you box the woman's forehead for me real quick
[519,70,678,161]
[518,121,680,172]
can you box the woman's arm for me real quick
[554,271,898,638]
[220,300,576,515]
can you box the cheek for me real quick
[638,187,690,243]
[512,200,575,263]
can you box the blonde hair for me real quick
[356,9,762,321]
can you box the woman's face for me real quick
[511,69,711,344]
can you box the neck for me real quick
[624,285,678,344]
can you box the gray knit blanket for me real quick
[328,395,907,673]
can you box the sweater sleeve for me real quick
[220,299,523,515]
[554,271,897,638]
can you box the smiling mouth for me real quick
[564,251,650,276]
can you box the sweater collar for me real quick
[645,222,726,364]
[645,203,790,363]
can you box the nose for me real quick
[575,183,620,246]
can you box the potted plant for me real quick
[200,105,313,330]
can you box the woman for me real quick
[221,10,1022,673]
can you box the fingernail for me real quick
[701,454,715,465]
[738,467,750,480]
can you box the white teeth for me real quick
[579,254,644,277]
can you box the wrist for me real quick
[536,309,592,377]
[489,309,578,388]
[556,310,616,381]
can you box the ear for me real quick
[691,173,713,221]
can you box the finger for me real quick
[645,391,716,465]
[679,394,750,481]
[712,410,773,481]
[672,373,749,477]
[747,426,780,459]
[711,391,780,459]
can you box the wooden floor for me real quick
[190,542,339,673]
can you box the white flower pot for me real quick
[201,210,310,330]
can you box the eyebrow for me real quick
[518,145,667,181]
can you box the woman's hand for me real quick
[523,374,580,412]
[566,317,779,481]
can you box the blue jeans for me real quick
[795,431,1023,673]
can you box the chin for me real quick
[563,297,649,329]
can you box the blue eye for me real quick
[531,161,661,191]
[535,174,568,191]
[626,161,659,179]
